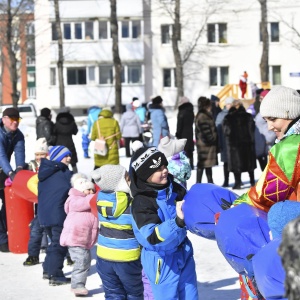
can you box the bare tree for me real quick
[171,0,183,104]
[53,0,65,108]
[110,0,122,115]
[157,0,219,108]
[0,0,33,107]
[258,0,269,82]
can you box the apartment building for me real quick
[34,0,300,110]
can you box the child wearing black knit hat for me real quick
[130,142,198,300]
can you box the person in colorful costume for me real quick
[223,86,300,299]
[233,85,300,211]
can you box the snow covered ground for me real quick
[0,117,263,300]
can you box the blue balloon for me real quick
[183,183,238,239]
[253,238,287,300]
[215,203,271,274]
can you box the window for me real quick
[121,21,129,38]
[99,64,142,85]
[260,22,279,42]
[88,66,95,83]
[163,68,176,88]
[128,65,142,84]
[270,66,281,85]
[270,22,279,42]
[209,66,229,86]
[99,66,113,84]
[208,23,227,43]
[120,20,141,39]
[161,25,171,44]
[67,67,87,85]
[132,21,141,38]
[75,23,82,39]
[50,68,56,85]
[99,21,108,39]
[63,23,71,39]
[51,23,58,40]
[85,22,94,40]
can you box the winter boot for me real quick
[222,163,229,187]
[205,168,214,184]
[249,171,255,186]
[233,172,243,190]
[196,168,204,183]
[23,256,39,266]
[49,276,71,286]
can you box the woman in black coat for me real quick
[53,110,78,173]
[222,100,256,189]
[195,97,218,183]
[176,97,195,168]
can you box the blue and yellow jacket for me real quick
[96,191,140,262]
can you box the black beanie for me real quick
[41,108,51,118]
[152,96,163,105]
[131,145,168,182]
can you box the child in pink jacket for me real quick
[60,173,98,297]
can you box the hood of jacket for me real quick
[38,158,70,182]
[55,112,76,134]
[178,102,194,112]
[99,109,113,118]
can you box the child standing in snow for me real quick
[23,138,49,266]
[91,164,143,300]
[80,119,91,159]
[130,144,198,299]
[60,174,98,296]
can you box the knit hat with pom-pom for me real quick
[158,136,187,159]
[131,141,168,182]
[91,164,130,194]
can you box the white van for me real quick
[0,104,37,126]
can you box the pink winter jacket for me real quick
[60,188,98,249]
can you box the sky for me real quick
[0,115,263,299]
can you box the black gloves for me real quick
[221,198,232,210]
[15,166,23,174]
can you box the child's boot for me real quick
[23,256,39,266]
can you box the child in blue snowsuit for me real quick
[130,145,198,299]
[80,120,90,158]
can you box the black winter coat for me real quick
[36,116,56,146]
[176,102,194,152]
[53,112,78,165]
[222,106,256,173]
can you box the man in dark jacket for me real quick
[36,108,56,146]
[176,96,194,168]
[0,107,26,252]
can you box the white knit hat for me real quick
[91,164,130,194]
[73,177,95,193]
[158,136,187,158]
[225,97,234,105]
[34,138,48,154]
[71,173,88,187]
[260,86,300,119]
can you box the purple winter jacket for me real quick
[60,188,98,249]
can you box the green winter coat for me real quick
[91,109,121,167]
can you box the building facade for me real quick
[34,0,300,110]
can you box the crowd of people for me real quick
[0,86,299,299]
